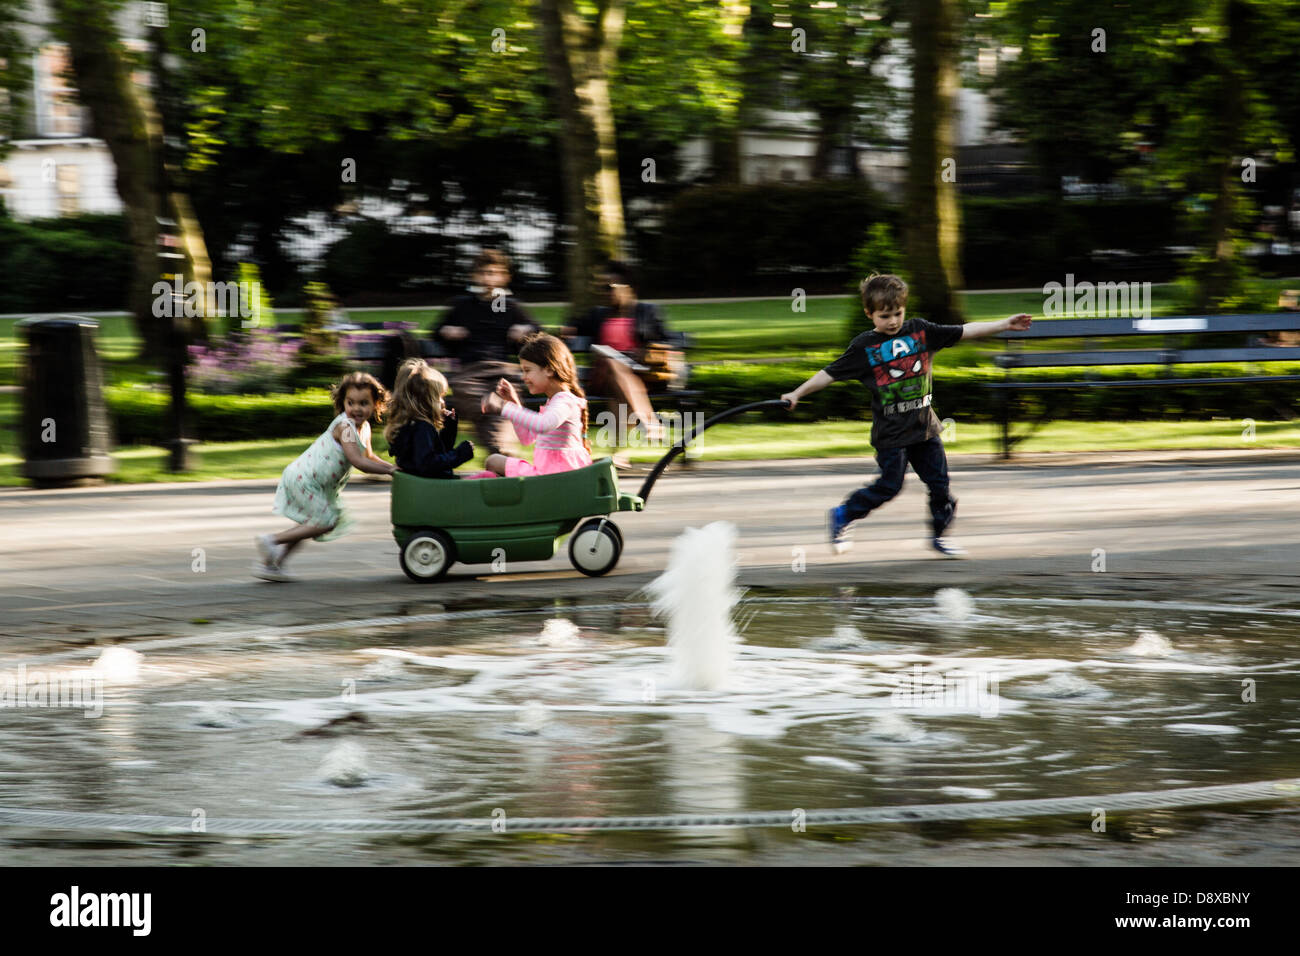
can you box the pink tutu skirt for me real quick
[505,447,591,477]
[464,447,592,480]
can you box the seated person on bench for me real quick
[562,261,679,444]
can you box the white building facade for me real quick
[0,0,150,220]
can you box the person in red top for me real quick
[565,261,672,445]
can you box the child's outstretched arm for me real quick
[482,389,546,445]
[336,425,397,474]
[498,400,564,436]
[780,370,834,411]
[362,430,388,464]
[960,313,1032,340]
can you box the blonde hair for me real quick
[384,358,449,443]
[518,333,590,453]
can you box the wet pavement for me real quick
[3,449,1299,652]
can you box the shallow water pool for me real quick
[2,594,1298,865]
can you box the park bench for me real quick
[987,313,1300,458]
[563,331,702,461]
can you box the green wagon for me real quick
[391,457,644,581]
[389,400,786,582]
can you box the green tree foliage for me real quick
[0,0,31,150]
[740,2,900,178]
[984,0,1300,310]
[166,0,746,306]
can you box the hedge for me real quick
[650,181,891,295]
[691,360,1300,423]
[0,213,132,313]
[106,361,1300,444]
[961,196,1187,282]
[646,190,1191,295]
[107,386,335,445]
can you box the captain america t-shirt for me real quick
[822,317,965,450]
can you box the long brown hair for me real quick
[384,358,448,443]
[518,333,589,453]
[331,371,387,421]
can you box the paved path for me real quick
[3,450,1299,652]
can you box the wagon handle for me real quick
[636,399,791,504]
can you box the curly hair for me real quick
[331,371,388,421]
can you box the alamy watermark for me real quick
[891,664,999,718]
[1042,274,1151,318]
[592,407,705,450]
[0,664,103,717]
[152,274,262,323]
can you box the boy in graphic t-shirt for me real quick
[781,274,1032,558]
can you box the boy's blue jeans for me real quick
[842,436,957,536]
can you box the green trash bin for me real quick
[19,316,115,485]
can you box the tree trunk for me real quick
[813,109,854,180]
[536,0,627,316]
[812,110,836,180]
[904,0,964,323]
[1198,0,1246,311]
[50,0,210,359]
[710,126,741,183]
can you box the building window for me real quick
[56,163,80,215]
[34,43,84,137]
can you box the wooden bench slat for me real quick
[985,374,1300,389]
[999,314,1300,338]
[996,346,1300,368]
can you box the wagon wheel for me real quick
[568,517,623,577]
[400,529,456,582]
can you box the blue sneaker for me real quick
[931,536,968,559]
[828,505,853,553]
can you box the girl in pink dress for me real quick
[477,333,592,477]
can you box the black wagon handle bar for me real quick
[636,399,792,504]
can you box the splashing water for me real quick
[1124,627,1175,657]
[934,588,974,623]
[534,618,582,648]
[93,647,143,682]
[319,741,370,788]
[193,705,243,729]
[804,755,863,772]
[646,521,741,691]
[1018,673,1111,700]
[510,700,550,735]
[361,657,405,680]
[868,712,925,743]
[810,624,871,651]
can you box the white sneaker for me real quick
[252,560,292,582]
[931,537,968,559]
[256,534,285,567]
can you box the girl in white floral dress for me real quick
[254,372,397,581]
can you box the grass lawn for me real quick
[3,418,1295,486]
[3,279,1295,480]
[11,278,1295,386]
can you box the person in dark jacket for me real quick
[384,359,474,479]
[432,249,540,456]
[564,261,672,444]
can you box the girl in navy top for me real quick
[384,359,474,478]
